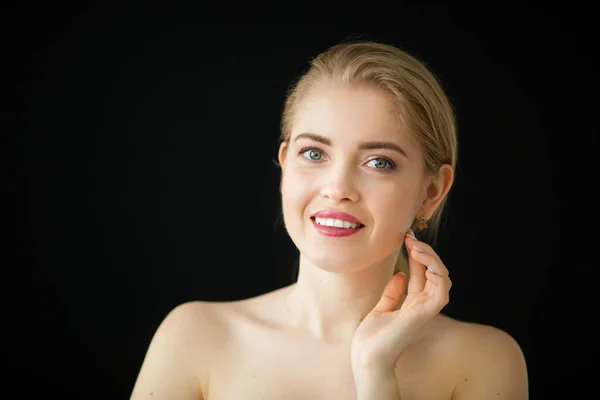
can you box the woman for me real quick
[130,41,529,399]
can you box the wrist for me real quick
[353,367,401,400]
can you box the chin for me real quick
[285,217,401,273]
[300,247,378,274]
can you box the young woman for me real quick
[130,41,529,399]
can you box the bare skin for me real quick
[130,82,528,399]
[202,288,460,400]
[130,286,527,399]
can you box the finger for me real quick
[424,269,448,284]
[372,272,407,313]
[425,269,451,309]
[410,250,449,277]
[404,237,449,277]
[425,269,452,290]
[406,241,427,294]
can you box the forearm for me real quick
[354,367,401,400]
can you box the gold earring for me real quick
[417,215,428,231]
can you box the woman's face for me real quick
[279,82,427,273]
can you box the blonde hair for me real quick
[280,40,458,276]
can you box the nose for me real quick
[319,164,360,203]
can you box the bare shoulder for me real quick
[149,300,232,350]
[432,314,529,399]
[130,301,231,400]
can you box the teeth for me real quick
[314,217,360,229]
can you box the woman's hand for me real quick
[351,230,452,373]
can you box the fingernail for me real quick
[412,245,424,253]
[406,229,417,240]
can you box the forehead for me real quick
[291,83,413,147]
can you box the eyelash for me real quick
[298,146,397,170]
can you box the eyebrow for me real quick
[292,132,408,158]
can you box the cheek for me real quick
[369,186,419,228]
[281,169,311,213]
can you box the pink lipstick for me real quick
[310,210,365,237]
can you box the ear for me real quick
[278,141,289,169]
[421,164,454,216]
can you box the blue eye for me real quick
[301,148,324,161]
[366,158,395,169]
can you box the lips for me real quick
[309,210,365,238]
[310,210,364,226]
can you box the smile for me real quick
[310,217,365,237]
[314,217,361,229]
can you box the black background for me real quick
[5,4,596,399]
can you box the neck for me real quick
[285,250,402,344]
